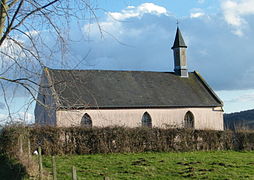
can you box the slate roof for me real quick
[44,68,223,109]
[171,27,187,49]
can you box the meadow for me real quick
[42,151,254,179]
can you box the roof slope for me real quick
[45,68,223,109]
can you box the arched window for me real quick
[142,112,152,128]
[81,113,92,127]
[184,111,194,128]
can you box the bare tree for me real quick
[0,0,100,125]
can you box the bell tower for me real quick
[171,27,188,77]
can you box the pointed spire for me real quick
[171,27,187,49]
[171,27,188,77]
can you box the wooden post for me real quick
[19,135,23,155]
[38,146,43,180]
[27,139,31,159]
[52,156,57,180]
[26,138,31,168]
[72,166,77,180]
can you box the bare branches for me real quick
[0,81,13,122]
[8,0,22,8]
[12,0,60,30]
[0,75,63,89]
[0,0,102,125]
[0,0,62,46]
[0,0,24,45]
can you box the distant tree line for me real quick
[224,109,254,130]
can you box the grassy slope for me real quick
[42,151,254,180]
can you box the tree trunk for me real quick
[0,0,7,39]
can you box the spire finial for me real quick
[176,19,179,27]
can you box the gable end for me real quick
[194,71,223,106]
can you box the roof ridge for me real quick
[45,68,177,73]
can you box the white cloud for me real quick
[0,29,42,80]
[191,12,205,18]
[26,30,40,37]
[0,39,25,61]
[232,29,244,36]
[221,0,254,35]
[221,1,244,26]
[190,8,205,18]
[0,30,40,62]
[0,112,34,125]
[69,2,254,93]
[18,112,34,123]
[137,3,167,14]
[108,3,168,20]
[226,93,254,103]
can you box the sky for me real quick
[1,0,254,123]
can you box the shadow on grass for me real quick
[0,154,27,180]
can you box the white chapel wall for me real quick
[56,107,224,130]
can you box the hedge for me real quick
[1,125,254,156]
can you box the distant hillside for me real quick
[224,109,254,130]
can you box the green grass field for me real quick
[42,151,254,179]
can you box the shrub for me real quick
[1,126,254,156]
